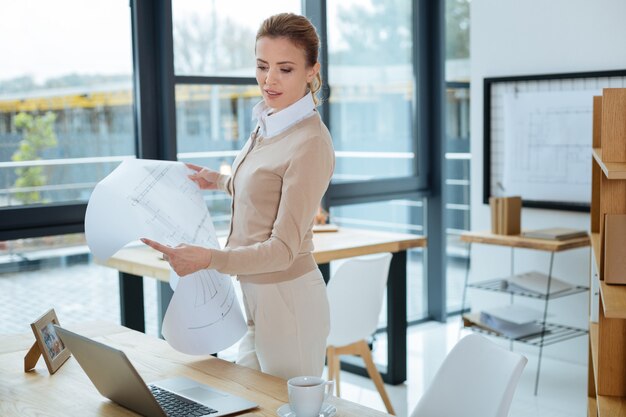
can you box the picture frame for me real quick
[25,308,71,374]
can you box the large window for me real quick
[175,84,260,231]
[324,0,430,322]
[327,0,415,182]
[0,1,134,210]
[1,0,445,328]
[330,198,427,323]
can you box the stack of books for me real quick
[522,227,587,241]
[464,305,546,339]
[489,196,521,235]
[503,271,573,297]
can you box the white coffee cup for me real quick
[287,376,334,417]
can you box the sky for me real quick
[0,0,371,84]
[0,0,302,83]
[0,0,133,82]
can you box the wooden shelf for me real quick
[591,323,599,389]
[593,148,626,179]
[588,234,626,320]
[598,395,626,417]
[588,396,597,417]
[460,230,590,252]
[591,233,601,273]
[599,281,626,319]
[590,322,626,416]
[588,89,626,416]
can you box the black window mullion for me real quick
[130,0,177,161]
[303,0,329,125]
[327,177,425,207]
[418,0,446,322]
[0,203,87,241]
[175,76,257,86]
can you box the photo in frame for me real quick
[25,308,71,374]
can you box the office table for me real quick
[102,227,426,384]
[0,322,390,417]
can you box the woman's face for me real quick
[255,36,320,113]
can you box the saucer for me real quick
[276,402,337,417]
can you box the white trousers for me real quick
[236,268,330,380]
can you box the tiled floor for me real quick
[0,260,587,417]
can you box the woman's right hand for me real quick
[186,163,220,190]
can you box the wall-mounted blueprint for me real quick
[85,159,246,355]
[501,90,595,204]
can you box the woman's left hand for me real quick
[140,238,212,277]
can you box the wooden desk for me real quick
[0,322,390,417]
[103,228,426,385]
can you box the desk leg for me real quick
[319,263,330,284]
[339,251,407,385]
[157,281,174,339]
[119,272,145,333]
[384,250,407,384]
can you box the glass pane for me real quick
[329,199,427,324]
[175,84,261,234]
[445,84,471,313]
[446,0,470,311]
[327,0,414,182]
[445,0,470,82]
[0,1,134,208]
[173,0,301,77]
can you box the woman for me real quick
[142,13,335,380]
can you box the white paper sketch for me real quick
[162,268,245,354]
[85,159,246,355]
[502,90,595,203]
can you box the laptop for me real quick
[54,326,258,417]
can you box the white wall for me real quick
[469,0,626,364]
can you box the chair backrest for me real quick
[411,333,527,417]
[326,253,393,347]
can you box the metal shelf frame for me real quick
[464,320,588,347]
[460,240,590,395]
[468,278,589,300]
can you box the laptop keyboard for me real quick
[149,385,218,416]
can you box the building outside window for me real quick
[0,1,135,208]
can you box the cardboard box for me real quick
[504,196,521,235]
[489,196,521,235]
[490,197,498,234]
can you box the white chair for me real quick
[326,253,395,415]
[411,333,527,417]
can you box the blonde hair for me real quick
[256,13,322,106]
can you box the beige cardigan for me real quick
[210,112,335,284]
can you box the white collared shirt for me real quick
[252,92,316,138]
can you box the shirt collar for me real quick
[252,92,316,138]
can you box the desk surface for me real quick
[103,227,426,282]
[460,230,590,252]
[0,322,390,417]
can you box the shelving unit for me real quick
[588,88,626,417]
[460,231,590,395]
